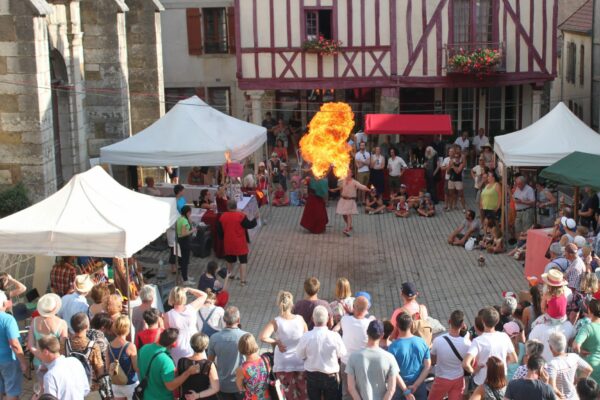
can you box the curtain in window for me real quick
[453,0,470,44]
[475,0,492,43]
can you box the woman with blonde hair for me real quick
[236,333,271,399]
[164,286,207,364]
[259,291,307,399]
[107,294,124,323]
[109,315,139,400]
[329,277,355,324]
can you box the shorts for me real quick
[168,167,179,179]
[483,209,500,221]
[0,359,23,397]
[225,254,248,264]
[357,171,370,186]
[448,180,463,190]
[112,382,137,398]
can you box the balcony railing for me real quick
[445,42,506,76]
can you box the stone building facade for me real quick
[0,0,165,202]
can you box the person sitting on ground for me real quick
[394,195,410,218]
[487,226,505,254]
[408,188,426,210]
[289,179,304,206]
[508,223,542,259]
[271,183,290,206]
[365,188,385,215]
[417,193,435,217]
[292,277,332,330]
[177,333,220,400]
[447,210,481,247]
[388,183,409,211]
[329,277,355,325]
[135,308,164,350]
[480,217,495,250]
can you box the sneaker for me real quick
[183,278,196,286]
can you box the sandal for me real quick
[240,281,247,286]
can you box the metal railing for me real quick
[445,42,506,74]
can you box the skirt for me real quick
[300,194,328,234]
[336,198,358,215]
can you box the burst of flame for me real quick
[300,102,355,179]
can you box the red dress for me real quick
[219,211,249,256]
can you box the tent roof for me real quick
[100,96,267,166]
[365,114,453,135]
[540,152,600,190]
[0,167,178,257]
[493,102,600,167]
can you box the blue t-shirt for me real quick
[207,327,248,393]
[176,197,187,213]
[387,336,430,384]
[0,312,19,363]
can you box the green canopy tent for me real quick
[540,152,600,191]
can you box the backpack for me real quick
[199,307,219,337]
[65,338,95,383]
[109,343,130,386]
[411,305,433,347]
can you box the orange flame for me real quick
[300,102,355,179]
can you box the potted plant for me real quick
[302,36,343,56]
[448,47,503,78]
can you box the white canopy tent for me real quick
[494,102,600,167]
[0,166,178,258]
[99,96,267,166]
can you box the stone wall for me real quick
[126,0,165,134]
[0,0,57,202]
[81,0,132,157]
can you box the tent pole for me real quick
[502,165,508,240]
[126,258,132,321]
[574,186,580,220]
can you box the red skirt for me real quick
[300,194,328,234]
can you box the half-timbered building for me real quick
[236,0,558,136]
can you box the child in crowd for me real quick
[271,184,289,206]
[365,188,385,215]
[417,193,435,217]
[487,226,505,254]
[537,269,568,328]
[289,180,304,206]
[387,184,409,211]
[408,188,426,209]
[480,217,495,250]
[394,195,410,218]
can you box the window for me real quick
[566,42,576,83]
[203,8,228,53]
[580,44,585,86]
[164,87,204,111]
[444,88,475,133]
[487,87,502,135]
[305,9,333,40]
[453,0,493,44]
[504,86,518,132]
[207,87,231,115]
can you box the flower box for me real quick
[447,45,505,79]
[302,36,343,56]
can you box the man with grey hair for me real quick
[513,176,535,238]
[297,305,347,399]
[131,285,160,335]
[207,306,247,399]
[544,243,569,273]
[547,331,592,399]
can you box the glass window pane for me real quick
[306,11,318,40]
[453,0,470,43]
[204,8,228,53]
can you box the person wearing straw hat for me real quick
[58,274,93,333]
[539,270,569,327]
[27,294,68,384]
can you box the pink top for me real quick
[340,179,368,198]
[547,294,567,319]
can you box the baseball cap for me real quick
[401,282,417,297]
[503,321,521,337]
[367,320,384,339]
[355,291,372,308]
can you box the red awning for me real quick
[364,114,453,135]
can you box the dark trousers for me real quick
[306,371,341,400]
[177,236,191,281]
[217,392,244,400]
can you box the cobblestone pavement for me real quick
[22,182,528,398]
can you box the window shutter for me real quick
[227,7,236,54]
[186,8,203,55]
[195,87,206,100]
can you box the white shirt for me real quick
[442,157,451,180]
[44,355,90,400]
[454,137,470,151]
[529,321,575,362]
[355,131,367,149]
[467,331,515,385]
[548,353,591,400]
[388,156,407,177]
[513,185,535,211]
[296,326,347,374]
[355,151,371,173]
[472,165,485,189]
[431,333,471,380]
[371,154,385,170]
[472,135,490,153]
[340,315,374,364]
